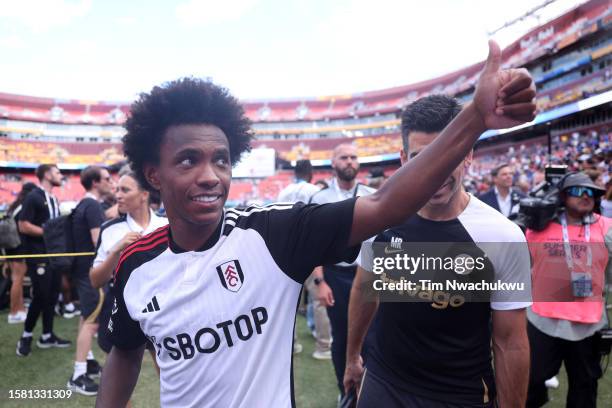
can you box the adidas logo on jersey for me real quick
[142,296,161,313]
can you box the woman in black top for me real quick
[6,182,37,324]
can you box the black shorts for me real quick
[73,262,103,321]
[5,244,27,262]
[97,287,155,354]
[357,369,496,408]
[97,287,113,353]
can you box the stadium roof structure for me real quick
[0,0,608,125]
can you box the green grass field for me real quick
[0,310,610,407]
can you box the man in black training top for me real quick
[344,95,531,408]
[68,165,114,395]
[96,41,537,407]
[17,164,71,357]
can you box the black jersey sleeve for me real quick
[229,198,359,283]
[108,262,147,350]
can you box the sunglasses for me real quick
[566,186,594,198]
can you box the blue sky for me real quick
[0,0,584,102]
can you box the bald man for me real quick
[309,144,376,397]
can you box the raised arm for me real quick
[349,41,536,246]
[95,345,145,408]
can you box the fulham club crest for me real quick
[216,260,245,292]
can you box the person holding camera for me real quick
[526,172,612,408]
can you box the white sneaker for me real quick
[293,343,303,354]
[63,303,80,319]
[545,376,559,389]
[312,349,332,360]
[8,312,26,324]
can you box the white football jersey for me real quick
[109,199,359,407]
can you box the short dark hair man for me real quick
[277,159,322,356]
[16,164,71,357]
[294,159,313,181]
[344,95,532,408]
[96,41,537,407]
[68,165,114,395]
[277,159,319,204]
[478,163,525,217]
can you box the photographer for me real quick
[525,172,612,408]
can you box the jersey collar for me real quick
[126,209,157,234]
[168,213,224,254]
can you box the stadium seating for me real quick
[0,139,122,166]
[0,1,606,130]
[0,0,610,211]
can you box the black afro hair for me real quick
[123,77,253,191]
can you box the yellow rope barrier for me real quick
[0,252,95,260]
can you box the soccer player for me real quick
[344,95,532,408]
[96,41,537,407]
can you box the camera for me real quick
[514,165,567,231]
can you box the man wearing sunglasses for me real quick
[525,172,612,408]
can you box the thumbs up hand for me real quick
[473,40,537,130]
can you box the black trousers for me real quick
[323,264,357,396]
[526,321,602,408]
[24,261,61,335]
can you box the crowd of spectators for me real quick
[1,128,610,211]
[467,129,611,195]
